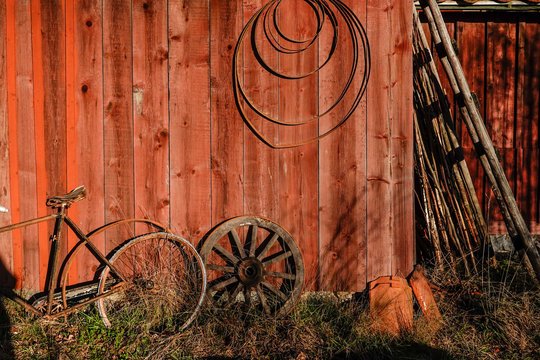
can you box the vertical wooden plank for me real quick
[103,0,134,251]
[65,0,78,285]
[210,0,244,225]
[132,0,170,226]
[457,20,486,217]
[41,0,67,202]
[487,148,517,233]
[242,0,279,220]
[486,21,517,233]
[366,0,392,282]
[169,0,212,242]
[31,0,50,290]
[319,0,367,291]
[391,0,414,276]
[15,0,39,291]
[40,0,67,258]
[5,0,22,289]
[278,0,319,288]
[457,21,485,149]
[515,21,540,149]
[486,22,516,150]
[517,148,539,231]
[0,0,14,288]
[71,0,104,282]
[516,22,539,150]
[516,21,540,232]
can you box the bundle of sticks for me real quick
[413,12,488,275]
[415,0,540,283]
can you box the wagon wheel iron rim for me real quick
[199,216,304,318]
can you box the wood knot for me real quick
[157,48,169,62]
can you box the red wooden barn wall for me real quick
[0,0,414,292]
[424,11,540,235]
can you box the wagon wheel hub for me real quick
[238,258,264,287]
[200,216,305,317]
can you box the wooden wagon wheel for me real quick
[199,216,304,317]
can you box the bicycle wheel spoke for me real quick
[213,244,241,265]
[264,270,296,280]
[262,250,292,268]
[261,280,288,302]
[206,264,235,273]
[256,232,279,260]
[228,229,246,259]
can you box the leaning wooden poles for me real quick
[418,0,540,281]
[413,13,488,275]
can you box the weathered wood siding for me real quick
[0,0,414,291]
[429,11,540,234]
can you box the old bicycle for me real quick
[0,186,207,330]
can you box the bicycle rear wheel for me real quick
[96,232,206,331]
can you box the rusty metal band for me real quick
[233,0,370,148]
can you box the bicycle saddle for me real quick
[46,185,87,208]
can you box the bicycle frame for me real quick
[0,205,127,318]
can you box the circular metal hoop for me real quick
[233,0,371,148]
[97,232,207,330]
[199,216,304,317]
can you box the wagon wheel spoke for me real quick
[225,282,244,309]
[211,290,225,303]
[262,250,293,268]
[213,244,241,265]
[199,216,304,318]
[208,275,238,293]
[264,270,296,280]
[206,264,235,273]
[247,225,258,257]
[261,279,288,302]
[228,228,246,259]
[244,288,252,308]
[256,233,279,260]
[256,284,271,315]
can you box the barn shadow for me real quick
[0,258,15,360]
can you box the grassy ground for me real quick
[0,259,538,359]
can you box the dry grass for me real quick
[0,258,538,359]
[428,256,540,360]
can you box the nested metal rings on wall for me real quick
[233,0,371,148]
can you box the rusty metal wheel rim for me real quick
[199,216,304,317]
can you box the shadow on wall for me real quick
[0,258,14,360]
